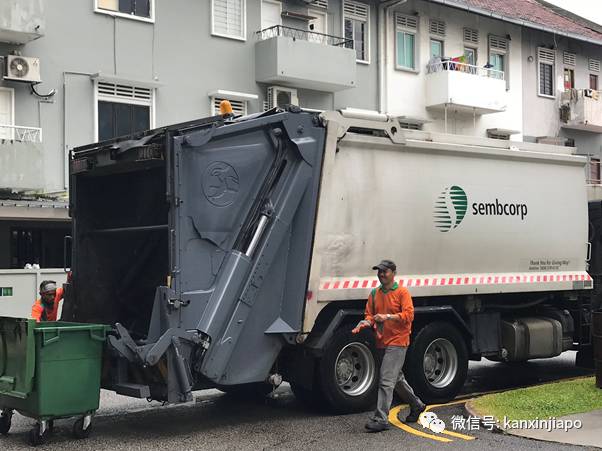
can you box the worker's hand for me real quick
[352,320,371,334]
[373,314,387,323]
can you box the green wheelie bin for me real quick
[0,317,109,446]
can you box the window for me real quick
[343,0,370,63]
[429,19,445,37]
[96,82,153,141]
[395,14,418,70]
[537,47,555,97]
[95,0,153,21]
[563,51,576,67]
[212,0,246,41]
[464,47,476,66]
[430,39,443,58]
[589,59,601,73]
[310,0,328,8]
[211,97,247,116]
[590,158,601,184]
[463,27,479,45]
[591,74,599,90]
[489,35,509,87]
[564,68,575,90]
[464,47,477,74]
[10,226,71,269]
[0,287,13,297]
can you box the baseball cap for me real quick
[372,259,397,272]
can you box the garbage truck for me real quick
[56,107,599,414]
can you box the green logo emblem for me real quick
[434,186,468,232]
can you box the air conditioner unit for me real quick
[267,86,299,109]
[4,55,42,83]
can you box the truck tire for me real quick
[404,322,468,404]
[317,328,378,414]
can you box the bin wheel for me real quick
[28,424,49,447]
[0,410,12,436]
[73,417,92,440]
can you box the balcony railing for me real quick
[256,25,352,47]
[427,61,505,81]
[0,125,42,143]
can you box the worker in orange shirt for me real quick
[353,259,426,432]
[31,280,64,322]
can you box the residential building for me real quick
[0,0,379,278]
[381,0,523,138]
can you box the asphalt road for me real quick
[0,351,594,450]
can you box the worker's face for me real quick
[41,290,56,305]
[377,268,395,285]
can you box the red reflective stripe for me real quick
[371,280,378,288]
[501,277,506,284]
[424,279,430,286]
[323,282,330,290]
[343,281,350,289]
[416,279,421,287]
[352,280,359,289]
[333,281,340,289]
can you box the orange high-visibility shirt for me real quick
[31,287,64,322]
[364,282,414,348]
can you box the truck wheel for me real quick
[317,328,378,414]
[404,322,468,404]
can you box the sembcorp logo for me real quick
[433,185,529,232]
[433,186,468,232]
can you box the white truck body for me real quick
[305,112,591,330]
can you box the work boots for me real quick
[402,402,427,423]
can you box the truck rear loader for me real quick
[52,108,601,413]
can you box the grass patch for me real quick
[471,377,602,421]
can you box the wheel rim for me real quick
[423,338,458,389]
[334,342,375,396]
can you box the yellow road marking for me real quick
[389,398,476,442]
[388,405,452,443]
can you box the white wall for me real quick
[384,0,523,138]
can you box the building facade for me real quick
[1,0,601,277]
[0,0,381,272]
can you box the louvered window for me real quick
[463,27,478,44]
[429,19,445,36]
[563,51,576,67]
[489,35,508,53]
[97,82,153,141]
[212,0,246,40]
[310,0,328,9]
[395,14,417,70]
[344,1,369,62]
[399,121,422,130]
[395,14,417,30]
[589,58,601,72]
[537,48,555,97]
[97,82,152,103]
[211,98,247,116]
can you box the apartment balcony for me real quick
[0,0,44,44]
[0,125,44,191]
[255,26,357,92]
[425,61,507,114]
[560,89,602,133]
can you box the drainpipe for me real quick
[378,0,407,114]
